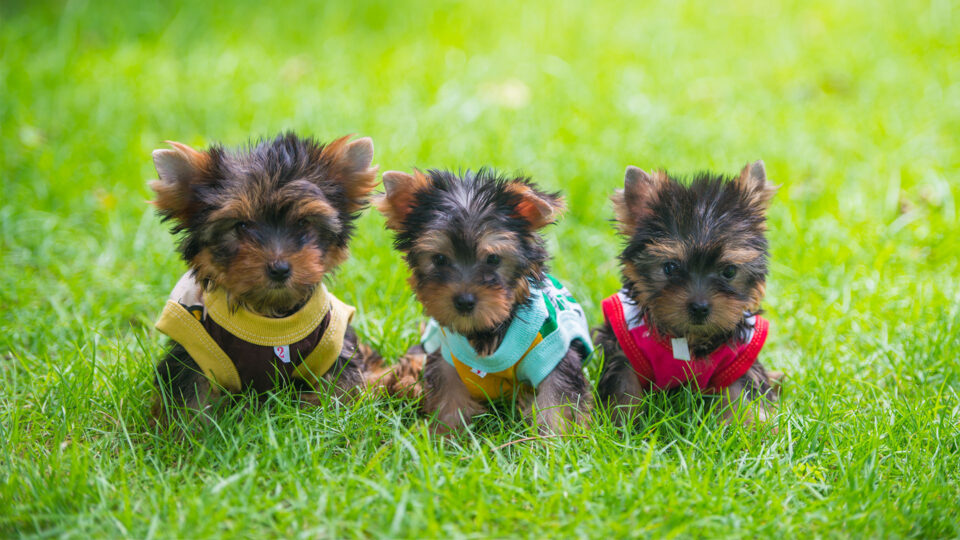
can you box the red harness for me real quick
[601,292,768,392]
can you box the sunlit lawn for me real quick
[1,0,958,537]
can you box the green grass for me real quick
[2,0,958,537]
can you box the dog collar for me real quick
[422,275,594,390]
[155,272,355,392]
[204,285,332,346]
[601,290,768,391]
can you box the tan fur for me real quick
[422,353,486,434]
[651,288,694,334]
[649,287,752,351]
[645,240,687,260]
[735,160,778,211]
[322,245,350,271]
[207,193,260,223]
[748,281,767,312]
[414,280,513,337]
[376,169,432,229]
[282,186,340,222]
[365,345,425,399]
[412,229,454,256]
[510,279,532,311]
[621,261,655,305]
[193,240,326,316]
[189,249,224,289]
[707,291,750,335]
[721,247,765,265]
[612,167,668,234]
[149,141,215,221]
[319,136,379,212]
[504,182,566,230]
[476,229,522,257]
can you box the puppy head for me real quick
[150,133,377,316]
[614,161,776,343]
[376,168,564,335]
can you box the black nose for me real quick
[688,301,710,321]
[453,293,477,314]
[266,261,291,282]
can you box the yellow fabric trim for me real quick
[204,284,332,346]
[453,333,544,399]
[155,300,242,392]
[293,293,356,385]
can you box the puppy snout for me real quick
[453,292,477,314]
[687,300,710,322]
[266,260,291,282]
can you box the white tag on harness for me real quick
[470,367,488,378]
[671,338,691,361]
[274,345,291,363]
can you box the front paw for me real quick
[366,346,425,400]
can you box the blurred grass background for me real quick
[1,0,958,537]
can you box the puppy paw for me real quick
[364,346,425,399]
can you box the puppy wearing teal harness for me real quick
[422,275,594,401]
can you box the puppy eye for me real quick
[721,265,738,279]
[297,218,310,228]
[485,254,501,266]
[662,262,679,276]
[235,221,249,232]
[432,254,450,267]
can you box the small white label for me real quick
[470,367,488,378]
[274,345,291,363]
[671,338,691,361]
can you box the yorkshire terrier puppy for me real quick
[149,132,379,423]
[374,169,594,434]
[596,161,781,426]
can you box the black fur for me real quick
[401,169,555,352]
[381,168,591,432]
[549,341,592,402]
[597,165,778,421]
[594,322,638,405]
[621,172,769,356]
[149,132,378,423]
[158,133,366,266]
[154,326,367,417]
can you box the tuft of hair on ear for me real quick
[504,180,566,230]
[611,166,667,234]
[149,141,215,224]
[374,169,433,230]
[735,160,778,212]
[319,135,379,213]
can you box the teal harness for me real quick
[422,275,594,388]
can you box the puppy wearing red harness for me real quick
[595,161,782,426]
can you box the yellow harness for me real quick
[155,274,355,392]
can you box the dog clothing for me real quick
[155,272,355,393]
[422,275,594,400]
[601,290,768,392]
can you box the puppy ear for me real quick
[506,181,566,230]
[735,160,778,211]
[612,166,665,234]
[320,135,379,212]
[149,141,213,222]
[375,169,432,229]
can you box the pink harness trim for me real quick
[601,293,768,391]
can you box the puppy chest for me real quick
[201,312,332,392]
